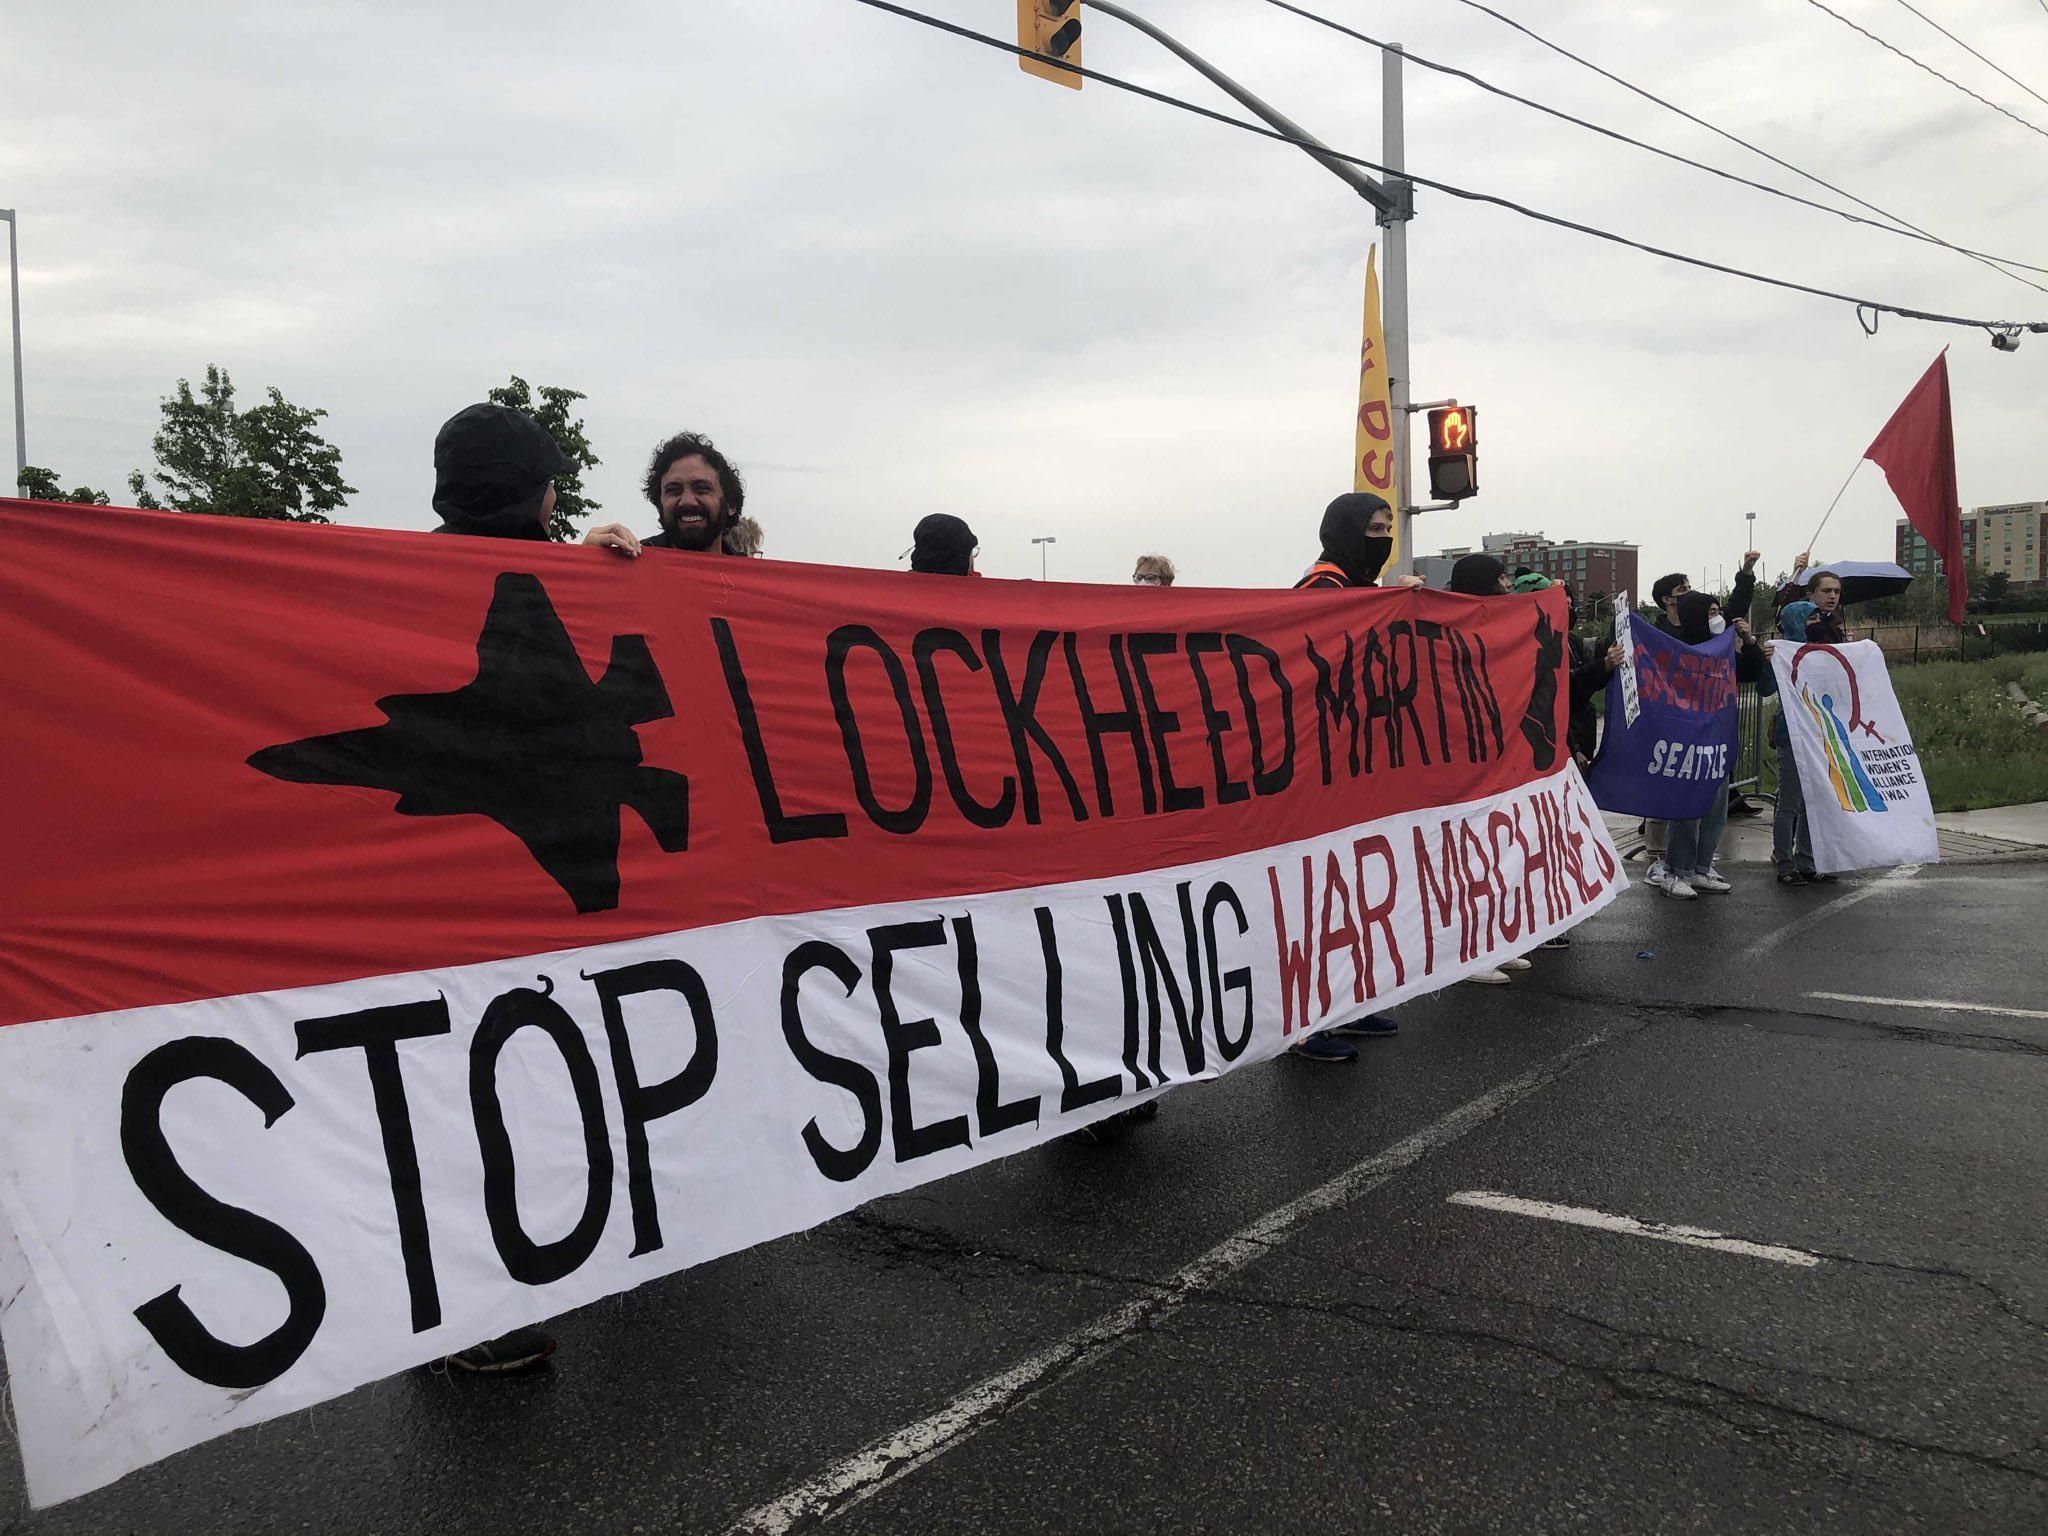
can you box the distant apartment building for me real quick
[1415,531,1639,599]
[1896,501,2046,587]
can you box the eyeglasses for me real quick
[1132,574,1165,585]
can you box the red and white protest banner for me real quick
[0,501,1623,1503]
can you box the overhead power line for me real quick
[1444,0,2047,294]
[1260,0,2048,289]
[842,0,2048,335]
[1802,0,2048,141]
[1885,0,2048,110]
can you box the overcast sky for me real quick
[5,0,2045,590]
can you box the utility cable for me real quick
[1261,0,2048,288]
[842,0,2048,333]
[1802,0,2048,141]
[1445,0,2048,293]
[1885,0,2048,110]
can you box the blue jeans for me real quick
[1668,774,1731,880]
[1770,714,1815,876]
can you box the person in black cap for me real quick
[910,513,977,575]
[1443,551,1536,982]
[582,431,763,559]
[424,402,586,1375]
[432,402,574,540]
[1289,492,1417,1063]
[1447,552,1511,596]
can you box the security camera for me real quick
[1992,330,2022,352]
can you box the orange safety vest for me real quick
[1294,561,1353,590]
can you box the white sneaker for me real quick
[1665,877,1698,900]
[1691,871,1732,894]
[1463,967,1512,985]
[1499,956,1534,971]
[1644,859,1672,889]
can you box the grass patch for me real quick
[1889,657,2048,811]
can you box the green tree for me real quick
[16,466,111,505]
[131,365,354,522]
[486,375,600,541]
[1981,570,2010,607]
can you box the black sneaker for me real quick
[1290,1033,1358,1063]
[1539,934,1572,950]
[1331,1014,1399,1038]
[1776,869,1810,886]
[1812,872,1840,883]
[445,1326,556,1374]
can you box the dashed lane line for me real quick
[1446,1191,1825,1267]
[1806,992,2048,1022]
[723,1027,1627,1535]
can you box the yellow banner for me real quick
[1353,244,1398,564]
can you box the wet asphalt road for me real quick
[5,859,2046,1534]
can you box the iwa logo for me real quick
[1790,645,1888,815]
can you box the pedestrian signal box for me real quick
[1426,404,1478,501]
[1017,0,1082,89]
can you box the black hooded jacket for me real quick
[430,404,573,541]
[1447,553,1507,596]
[1296,493,1393,589]
[910,514,977,576]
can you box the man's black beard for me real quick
[662,508,726,551]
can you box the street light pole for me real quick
[1077,5,1417,568]
[1033,534,1057,580]
[1380,46,1417,577]
[1,209,23,494]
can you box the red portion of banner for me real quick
[0,501,1567,1028]
[1865,351,1965,626]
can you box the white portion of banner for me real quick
[0,767,1622,1507]
[1769,639,1938,873]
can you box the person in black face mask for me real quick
[1289,492,1417,1064]
[1296,492,1425,591]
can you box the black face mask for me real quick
[1318,493,1394,586]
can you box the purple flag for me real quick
[1584,615,1739,819]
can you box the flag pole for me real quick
[1805,456,1866,554]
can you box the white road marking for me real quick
[1446,1191,1824,1268]
[1806,991,2048,1022]
[724,1030,1621,1535]
[1740,862,1920,961]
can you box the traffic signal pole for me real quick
[1379,46,1418,577]
[1073,6,1426,572]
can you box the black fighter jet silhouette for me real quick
[250,572,689,913]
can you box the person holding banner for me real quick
[910,513,978,575]
[582,431,763,558]
[1659,593,1771,897]
[1288,492,1415,1060]
[426,401,620,1372]
[1771,599,1829,884]
[1443,555,1537,979]
[1131,554,1176,587]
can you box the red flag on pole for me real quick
[1864,350,1966,624]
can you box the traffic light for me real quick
[1426,403,1477,501]
[1017,0,1082,89]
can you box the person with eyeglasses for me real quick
[1131,554,1175,587]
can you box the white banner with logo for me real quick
[1770,639,1938,873]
